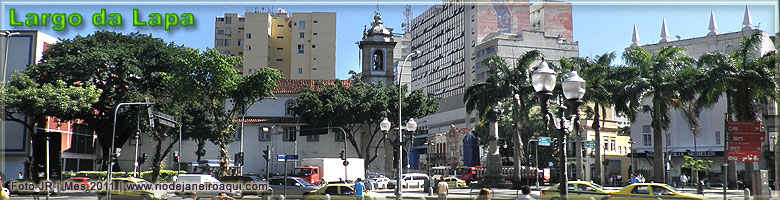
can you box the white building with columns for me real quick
[628,6,777,183]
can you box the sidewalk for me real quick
[373,187,755,200]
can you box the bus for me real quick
[430,166,543,185]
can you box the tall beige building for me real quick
[215,10,336,79]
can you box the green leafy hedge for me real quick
[62,170,186,182]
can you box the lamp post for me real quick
[531,61,586,200]
[0,31,20,174]
[629,140,636,175]
[380,117,416,200]
[529,133,540,190]
[108,102,154,200]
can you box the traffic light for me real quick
[262,149,270,161]
[140,153,148,164]
[339,149,346,160]
[173,151,180,163]
[235,152,245,166]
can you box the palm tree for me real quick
[697,31,777,188]
[560,52,635,184]
[464,50,542,186]
[620,46,697,183]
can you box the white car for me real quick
[370,177,391,189]
[400,173,428,188]
[174,174,241,198]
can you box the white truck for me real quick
[293,158,365,185]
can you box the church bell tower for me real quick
[359,12,397,85]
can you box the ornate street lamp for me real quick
[380,117,416,199]
[532,61,586,200]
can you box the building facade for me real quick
[1,30,66,180]
[629,7,777,184]
[215,10,336,80]
[408,0,576,170]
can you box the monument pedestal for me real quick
[480,153,512,188]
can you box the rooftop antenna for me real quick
[403,5,413,33]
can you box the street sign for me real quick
[277,154,299,162]
[154,111,177,128]
[543,168,551,180]
[584,141,595,149]
[727,121,763,162]
[539,137,551,146]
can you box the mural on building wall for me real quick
[478,0,531,36]
[542,1,573,41]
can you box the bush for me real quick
[68,170,186,182]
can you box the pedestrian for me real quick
[629,174,639,185]
[679,174,688,189]
[17,172,23,180]
[437,177,448,200]
[354,178,366,200]
[515,185,535,200]
[476,188,491,200]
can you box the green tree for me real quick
[293,73,437,170]
[621,46,697,183]
[464,50,542,186]
[3,72,102,144]
[163,48,283,177]
[25,31,184,171]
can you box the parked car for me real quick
[541,181,613,200]
[97,177,168,200]
[174,174,241,199]
[608,183,706,200]
[268,177,320,199]
[366,174,386,179]
[369,177,391,189]
[400,173,428,188]
[218,175,267,195]
[304,184,381,200]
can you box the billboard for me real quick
[727,121,763,162]
[477,0,531,37]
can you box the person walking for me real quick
[476,188,491,200]
[354,178,366,200]
[679,174,688,189]
[515,186,535,200]
[629,174,640,185]
[437,177,448,200]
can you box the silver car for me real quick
[268,177,320,199]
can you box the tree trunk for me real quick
[151,139,164,182]
[652,101,666,183]
[593,104,603,184]
[511,95,525,187]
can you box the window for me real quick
[307,135,319,142]
[218,29,224,35]
[246,33,252,39]
[313,20,318,23]
[312,45,316,48]
[224,39,231,46]
[217,17,225,22]
[276,58,284,61]
[313,32,318,36]
[285,100,296,116]
[487,46,495,53]
[643,134,652,146]
[324,186,339,195]
[631,185,650,194]
[216,39,225,46]
[245,45,252,51]
[665,133,671,147]
[238,52,243,56]
[715,131,721,145]
[225,29,231,35]
[335,131,345,142]
[476,50,484,57]
[476,62,483,69]
[297,45,304,54]
[258,128,271,141]
[237,39,243,46]
[277,48,284,50]
[238,17,244,22]
[298,68,303,74]
[299,21,306,29]
[277,24,284,27]
[651,186,672,195]
[226,17,232,24]
[642,125,651,133]
[283,127,297,141]
[300,32,305,38]
[277,36,284,39]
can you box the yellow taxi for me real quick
[608,183,706,200]
[442,177,467,188]
[541,181,614,200]
[97,177,169,200]
[303,184,382,200]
